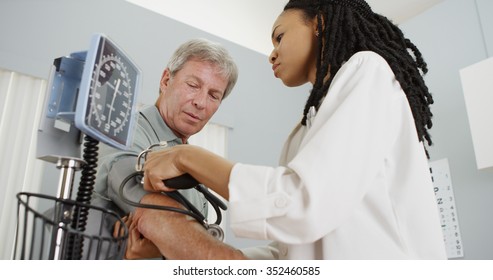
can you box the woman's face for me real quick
[269,9,318,87]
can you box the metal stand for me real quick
[51,156,86,200]
[41,156,85,260]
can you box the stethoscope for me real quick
[118,142,227,241]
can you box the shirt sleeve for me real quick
[229,52,403,243]
[101,114,209,216]
[106,155,209,216]
[106,156,145,213]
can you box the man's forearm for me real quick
[135,193,246,260]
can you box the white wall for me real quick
[401,0,493,259]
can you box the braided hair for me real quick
[285,0,434,147]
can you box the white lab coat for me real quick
[229,51,447,259]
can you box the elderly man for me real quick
[90,38,238,259]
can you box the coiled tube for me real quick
[65,135,99,259]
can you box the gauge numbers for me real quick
[89,53,133,137]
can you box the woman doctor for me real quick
[130,0,447,259]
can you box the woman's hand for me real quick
[142,145,188,192]
[142,145,234,200]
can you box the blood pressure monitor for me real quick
[22,33,141,260]
[75,34,141,150]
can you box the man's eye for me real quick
[209,93,220,101]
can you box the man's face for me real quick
[157,58,228,141]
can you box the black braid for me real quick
[284,0,434,151]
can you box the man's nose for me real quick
[192,90,207,109]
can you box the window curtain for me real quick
[0,69,46,259]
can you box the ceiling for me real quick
[125,0,444,56]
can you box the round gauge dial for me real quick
[89,53,133,138]
[76,34,141,150]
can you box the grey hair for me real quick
[166,38,238,99]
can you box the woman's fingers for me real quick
[143,148,184,192]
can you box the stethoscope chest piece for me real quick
[207,223,224,241]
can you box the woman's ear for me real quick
[314,13,324,37]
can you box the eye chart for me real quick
[429,158,464,259]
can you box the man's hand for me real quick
[113,213,161,259]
